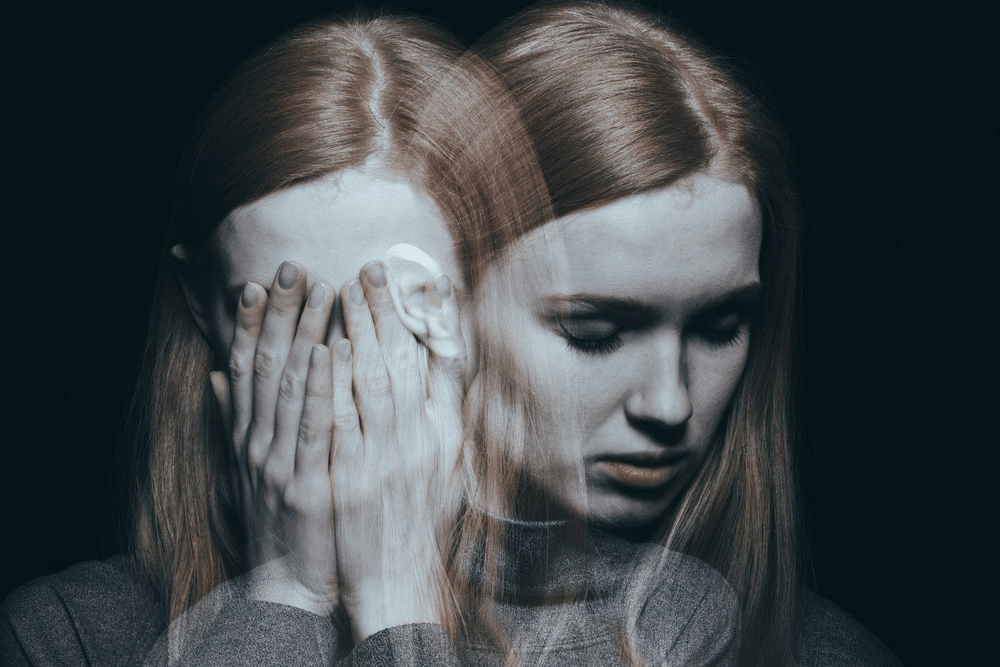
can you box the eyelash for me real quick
[696,324,746,348]
[560,320,747,356]
[562,329,625,356]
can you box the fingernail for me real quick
[363,262,387,288]
[241,283,258,308]
[278,262,299,289]
[434,273,451,298]
[337,339,352,361]
[349,280,365,305]
[308,282,328,309]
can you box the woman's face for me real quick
[474,172,762,530]
[185,166,461,355]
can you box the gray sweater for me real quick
[1,521,897,665]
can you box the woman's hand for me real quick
[209,261,340,616]
[332,260,466,641]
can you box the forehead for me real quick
[495,173,762,303]
[209,168,456,290]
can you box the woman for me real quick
[171,3,739,659]
[234,2,891,664]
[468,1,901,665]
[1,7,736,666]
[0,11,557,664]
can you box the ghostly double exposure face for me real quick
[474,172,762,531]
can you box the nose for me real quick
[624,333,693,429]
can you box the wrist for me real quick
[247,559,338,617]
[345,585,441,642]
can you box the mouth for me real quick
[592,453,688,491]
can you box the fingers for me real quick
[247,262,308,466]
[331,339,361,472]
[230,282,267,448]
[226,262,338,488]
[293,345,335,476]
[359,261,423,427]
[341,277,395,442]
[271,281,336,472]
[323,295,345,348]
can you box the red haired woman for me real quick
[0,11,559,664]
[470,2,902,665]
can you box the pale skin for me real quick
[175,168,760,641]
[473,171,762,530]
[176,167,466,641]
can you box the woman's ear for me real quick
[170,243,214,340]
[384,244,464,361]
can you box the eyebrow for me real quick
[693,282,763,312]
[539,294,656,320]
[540,282,763,318]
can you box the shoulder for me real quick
[599,541,739,665]
[794,591,901,667]
[592,533,737,611]
[639,548,738,617]
[644,550,739,663]
[1,556,163,666]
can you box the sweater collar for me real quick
[466,512,644,603]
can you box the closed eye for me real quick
[556,317,624,356]
[689,309,750,348]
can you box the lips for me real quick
[594,453,687,490]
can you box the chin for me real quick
[584,490,674,539]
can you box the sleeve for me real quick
[339,624,461,667]
[0,558,344,667]
[142,567,343,666]
[159,600,339,667]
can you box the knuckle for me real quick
[281,485,303,512]
[254,347,283,378]
[333,410,359,434]
[282,480,326,514]
[262,459,287,489]
[246,441,268,470]
[270,295,300,316]
[228,352,252,381]
[278,370,304,402]
[297,418,327,445]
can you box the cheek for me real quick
[484,318,585,446]
[689,346,751,429]
[189,248,238,358]
[208,299,237,358]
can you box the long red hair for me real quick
[127,12,551,623]
[478,2,803,664]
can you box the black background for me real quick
[4,1,988,664]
